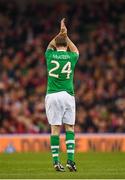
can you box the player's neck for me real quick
[56,47,67,51]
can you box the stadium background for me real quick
[0,0,125,153]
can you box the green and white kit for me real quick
[45,49,78,125]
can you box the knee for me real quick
[51,125,60,135]
[65,124,74,132]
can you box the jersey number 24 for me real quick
[49,60,72,79]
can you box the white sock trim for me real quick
[52,153,59,157]
[67,149,74,153]
[66,140,75,144]
[51,145,59,149]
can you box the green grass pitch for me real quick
[0,152,125,179]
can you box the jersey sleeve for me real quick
[45,49,53,58]
[71,52,79,61]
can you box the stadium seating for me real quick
[0,0,125,133]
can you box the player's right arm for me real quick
[66,36,79,55]
[60,18,79,55]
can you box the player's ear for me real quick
[67,46,70,51]
[53,46,56,50]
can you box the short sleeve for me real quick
[45,49,53,58]
[71,52,79,61]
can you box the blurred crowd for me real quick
[0,0,125,134]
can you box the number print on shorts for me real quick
[49,60,72,79]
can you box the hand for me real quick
[61,18,65,29]
[60,18,67,34]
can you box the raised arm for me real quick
[66,36,79,54]
[46,19,65,50]
[47,18,79,54]
[60,18,79,54]
[47,37,56,50]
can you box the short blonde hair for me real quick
[55,34,67,47]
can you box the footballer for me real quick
[45,18,79,172]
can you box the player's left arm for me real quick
[47,32,62,50]
[47,38,56,50]
[47,18,66,50]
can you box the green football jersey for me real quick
[45,49,79,96]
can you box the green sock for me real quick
[50,135,59,163]
[66,131,75,162]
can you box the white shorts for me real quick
[45,91,75,125]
